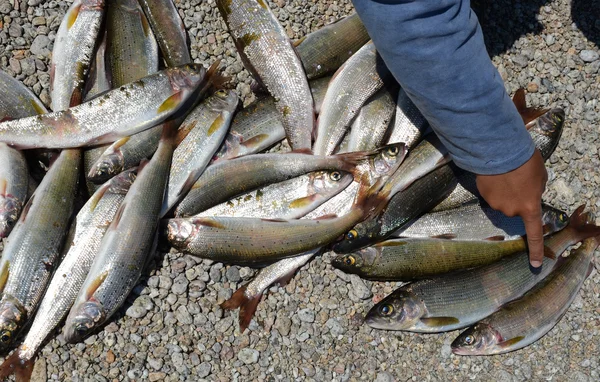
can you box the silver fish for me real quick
[386,88,430,149]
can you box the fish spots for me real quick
[66,4,82,29]
[282,106,291,117]
[157,92,183,114]
[238,33,260,48]
[207,115,225,136]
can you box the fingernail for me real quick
[529,261,543,274]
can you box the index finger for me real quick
[521,206,544,269]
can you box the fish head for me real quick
[162,219,197,249]
[451,323,501,355]
[167,64,206,93]
[211,90,240,112]
[530,108,565,159]
[308,170,353,195]
[364,290,425,330]
[88,153,124,184]
[107,167,138,195]
[63,300,105,343]
[371,143,408,176]
[332,218,382,254]
[0,295,26,351]
[0,196,21,238]
[331,247,379,274]
[542,205,570,233]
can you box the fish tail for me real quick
[566,205,600,243]
[512,88,549,128]
[205,60,231,91]
[160,120,180,144]
[221,285,260,333]
[0,351,34,381]
[354,175,389,220]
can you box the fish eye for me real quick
[464,335,475,345]
[559,213,567,222]
[379,304,394,316]
[346,229,358,240]
[216,90,227,96]
[386,146,399,156]
[344,255,356,266]
[329,171,341,181]
[0,330,11,344]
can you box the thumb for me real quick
[521,206,544,268]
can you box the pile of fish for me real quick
[0,0,595,378]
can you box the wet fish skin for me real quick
[310,76,331,115]
[0,149,81,352]
[313,41,393,155]
[392,202,569,241]
[138,0,191,67]
[451,235,598,355]
[386,88,430,150]
[174,151,368,217]
[0,64,208,149]
[295,13,371,79]
[198,170,353,219]
[0,169,136,369]
[364,206,600,333]
[216,0,314,151]
[51,0,106,111]
[63,126,177,343]
[164,90,239,213]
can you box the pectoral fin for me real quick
[497,336,524,348]
[84,270,108,300]
[420,316,459,327]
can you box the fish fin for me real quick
[543,245,556,260]
[497,336,525,349]
[484,235,506,241]
[0,261,9,292]
[19,195,34,223]
[160,121,180,144]
[512,89,549,128]
[292,36,306,47]
[276,269,298,287]
[157,92,184,114]
[69,87,83,107]
[586,262,595,277]
[566,204,600,243]
[420,316,460,327]
[354,175,389,220]
[260,218,287,223]
[0,178,6,195]
[111,203,126,229]
[178,169,205,198]
[512,89,527,112]
[376,240,406,247]
[315,214,337,220]
[542,223,552,236]
[176,121,197,145]
[240,134,270,149]
[30,99,46,115]
[221,285,248,310]
[289,195,317,209]
[0,351,34,380]
[335,151,370,177]
[207,114,226,136]
[66,4,82,29]
[206,60,231,91]
[84,270,109,301]
[111,136,130,150]
[238,291,261,333]
[194,218,226,229]
[291,148,313,155]
[88,183,110,212]
[431,234,457,239]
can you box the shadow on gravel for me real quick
[471,0,551,57]
[571,0,600,47]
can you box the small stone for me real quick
[526,82,538,93]
[545,34,555,45]
[125,305,148,319]
[106,350,115,364]
[127,370,142,379]
[326,317,345,336]
[512,54,529,68]
[158,275,173,289]
[172,274,189,295]
[237,348,260,365]
[349,275,372,300]
[147,356,163,371]
[30,357,46,382]
[175,305,193,325]
[30,35,51,57]
[275,316,292,336]
[188,280,206,298]
[149,372,167,382]
[375,372,393,382]
[580,50,599,63]
[297,308,315,323]
[226,266,240,282]
[197,362,212,378]
[207,34,216,44]
[104,322,119,333]
[209,266,221,282]
[32,16,45,26]
[9,57,20,74]
[239,267,253,280]
[147,275,159,288]
[8,23,22,37]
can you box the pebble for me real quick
[237,348,260,365]
[29,34,50,56]
[197,362,212,378]
[125,305,148,319]
[580,50,599,62]
[226,266,241,282]
[297,308,315,323]
[172,274,189,295]
[349,275,372,300]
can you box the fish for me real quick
[392,202,569,241]
[0,149,81,352]
[197,170,353,220]
[50,0,106,111]
[216,0,314,150]
[295,13,371,79]
[63,125,177,343]
[163,180,387,264]
[0,64,211,149]
[163,90,239,213]
[386,88,430,150]
[332,235,553,281]
[313,41,393,155]
[332,163,459,254]
[137,0,191,66]
[173,151,369,217]
[212,76,331,162]
[222,250,316,332]
[363,206,600,333]
[0,169,137,380]
[451,235,598,355]
[345,86,398,152]
[0,70,48,238]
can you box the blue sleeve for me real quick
[352,0,535,175]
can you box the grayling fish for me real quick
[451,235,598,355]
[386,88,430,149]
[63,125,177,343]
[51,0,106,111]
[0,149,80,352]
[313,41,393,155]
[0,169,136,378]
[216,0,314,150]
[295,13,371,79]
[138,0,191,66]
[363,206,600,333]
[0,64,210,149]
[163,90,239,213]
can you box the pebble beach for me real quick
[0,0,598,380]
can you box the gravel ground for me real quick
[0,0,599,380]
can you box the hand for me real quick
[476,149,548,268]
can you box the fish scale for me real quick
[216,0,314,151]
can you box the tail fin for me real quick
[160,120,180,145]
[204,60,231,92]
[566,205,600,243]
[220,285,260,333]
[0,351,34,381]
[512,89,549,128]
[354,175,389,221]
